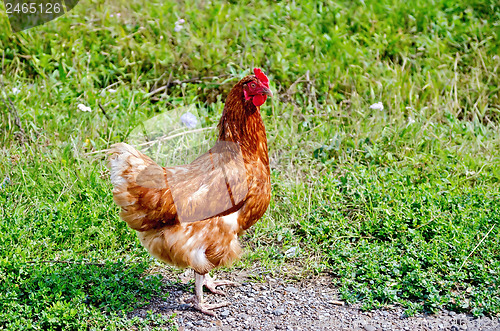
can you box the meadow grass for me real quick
[0,0,499,329]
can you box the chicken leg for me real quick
[188,271,240,316]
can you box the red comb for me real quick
[253,68,270,88]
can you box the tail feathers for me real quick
[109,143,156,206]
[108,143,176,231]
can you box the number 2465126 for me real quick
[6,2,62,14]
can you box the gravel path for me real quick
[132,270,500,330]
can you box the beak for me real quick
[262,87,273,97]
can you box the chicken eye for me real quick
[250,83,256,88]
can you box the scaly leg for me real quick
[187,272,229,316]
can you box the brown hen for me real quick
[108,68,272,315]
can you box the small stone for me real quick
[285,286,298,293]
[328,300,345,306]
[284,246,299,257]
[273,308,285,316]
[364,325,377,331]
[220,310,230,318]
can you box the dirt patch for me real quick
[131,269,500,331]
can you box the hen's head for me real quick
[242,68,273,107]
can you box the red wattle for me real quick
[252,94,267,107]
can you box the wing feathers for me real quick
[109,141,252,230]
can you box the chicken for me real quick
[108,68,272,315]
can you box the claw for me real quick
[204,273,241,296]
[188,271,240,316]
[186,296,228,316]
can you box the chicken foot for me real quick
[204,273,240,295]
[188,271,240,316]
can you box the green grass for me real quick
[0,260,172,330]
[1,0,499,328]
